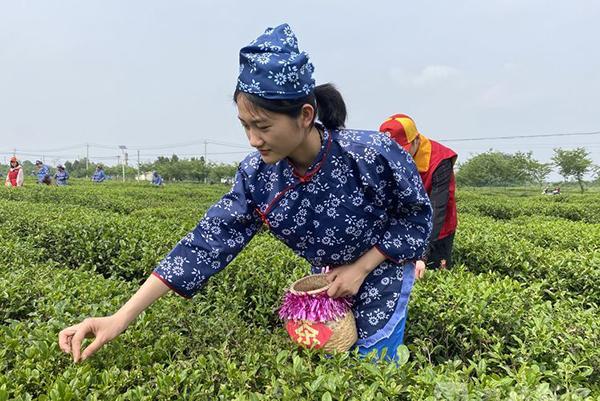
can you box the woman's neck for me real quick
[288,125,322,175]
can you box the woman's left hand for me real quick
[326,263,368,299]
[415,260,426,280]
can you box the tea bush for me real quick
[1,185,599,399]
[454,213,600,306]
[457,191,600,223]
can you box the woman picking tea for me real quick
[59,24,432,362]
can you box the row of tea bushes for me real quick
[454,213,600,306]
[2,262,598,400]
[459,214,600,253]
[1,181,227,215]
[0,200,188,281]
[457,192,600,223]
[2,184,599,399]
[5,196,597,307]
[5,183,599,221]
[408,268,600,388]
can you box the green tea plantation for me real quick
[1,181,599,400]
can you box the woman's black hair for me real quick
[233,83,347,130]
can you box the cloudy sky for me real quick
[1,0,599,176]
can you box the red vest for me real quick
[400,135,457,240]
[420,139,457,239]
[8,166,20,186]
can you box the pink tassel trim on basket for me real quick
[278,292,352,323]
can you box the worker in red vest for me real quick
[379,114,457,278]
[5,156,25,187]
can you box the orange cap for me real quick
[379,114,420,146]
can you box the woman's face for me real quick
[10,161,17,167]
[236,94,310,164]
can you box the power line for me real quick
[13,143,88,153]
[7,129,600,155]
[86,143,117,150]
[131,151,251,157]
[0,151,75,158]
[207,150,252,155]
[11,140,251,153]
[443,130,600,142]
[129,139,251,150]
[458,139,600,146]
[207,140,252,149]
[4,129,599,165]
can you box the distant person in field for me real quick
[151,171,163,186]
[35,160,52,185]
[54,165,69,186]
[5,157,24,187]
[59,24,432,363]
[380,114,458,275]
[91,165,106,183]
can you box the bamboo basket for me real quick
[281,274,357,353]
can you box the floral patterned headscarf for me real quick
[237,23,315,100]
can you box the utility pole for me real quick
[119,145,127,182]
[86,143,89,175]
[137,149,140,181]
[204,140,208,184]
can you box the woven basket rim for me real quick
[289,273,330,296]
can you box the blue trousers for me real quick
[355,309,408,361]
[354,262,415,362]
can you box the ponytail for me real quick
[314,83,347,130]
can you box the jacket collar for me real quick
[287,123,332,183]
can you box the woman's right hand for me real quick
[58,315,127,363]
[58,275,172,363]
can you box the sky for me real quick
[1,0,599,178]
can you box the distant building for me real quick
[136,172,155,181]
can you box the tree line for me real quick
[1,155,238,184]
[455,147,599,192]
[3,148,598,190]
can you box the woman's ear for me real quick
[299,104,316,129]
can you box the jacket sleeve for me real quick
[152,167,263,298]
[17,169,24,186]
[366,139,432,263]
[425,159,452,245]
